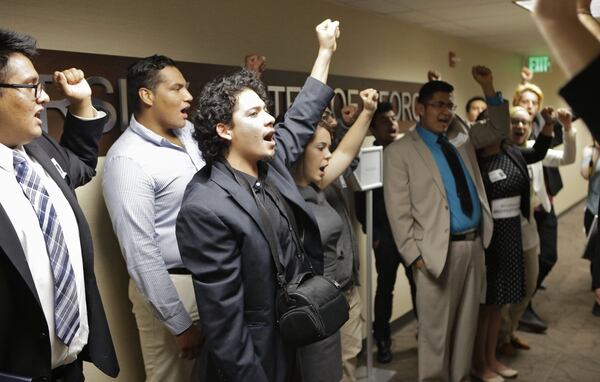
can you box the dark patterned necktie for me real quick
[437,135,473,216]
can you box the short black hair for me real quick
[0,29,37,83]
[370,101,394,128]
[417,80,454,104]
[192,69,268,165]
[465,96,486,114]
[127,54,177,114]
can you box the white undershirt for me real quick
[0,143,89,369]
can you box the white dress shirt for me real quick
[0,143,89,369]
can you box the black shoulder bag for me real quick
[236,168,349,347]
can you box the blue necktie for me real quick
[13,151,80,345]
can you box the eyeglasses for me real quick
[0,82,45,99]
[425,101,457,112]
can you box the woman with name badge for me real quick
[471,106,553,382]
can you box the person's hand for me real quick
[472,65,496,97]
[175,323,203,360]
[360,88,378,113]
[316,19,340,53]
[541,106,555,125]
[472,65,493,87]
[244,54,267,78]
[521,66,533,83]
[54,68,94,118]
[556,108,573,131]
[427,70,441,82]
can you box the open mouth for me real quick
[181,105,190,119]
[513,130,525,137]
[34,108,43,123]
[264,130,275,142]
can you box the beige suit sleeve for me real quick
[383,143,421,266]
[467,101,511,149]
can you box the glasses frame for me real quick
[0,82,44,99]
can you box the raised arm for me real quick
[274,20,337,168]
[519,107,554,164]
[542,108,578,166]
[533,0,600,78]
[309,19,339,84]
[315,89,377,189]
[51,68,107,186]
[468,66,511,149]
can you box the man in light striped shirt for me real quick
[102,55,204,381]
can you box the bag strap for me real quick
[219,160,288,289]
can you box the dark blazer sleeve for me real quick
[560,54,600,142]
[38,112,106,189]
[519,133,552,164]
[176,195,269,382]
[274,77,334,169]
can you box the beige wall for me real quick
[1,0,589,380]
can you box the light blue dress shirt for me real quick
[416,124,481,233]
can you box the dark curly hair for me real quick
[193,69,269,165]
[0,29,37,83]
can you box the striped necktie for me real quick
[13,151,80,345]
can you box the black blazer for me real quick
[480,134,552,222]
[176,77,333,382]
[560,54,600,143]
[0,113,119,380]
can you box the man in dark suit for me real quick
[0,29,118,381]
[176,19,338,382]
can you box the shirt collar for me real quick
[0,143,28,173]
[128,115,185,149]
[416,123,442,145]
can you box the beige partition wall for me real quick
[0,1,590,380]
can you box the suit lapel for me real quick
[210,163,274,247]
[24,141,79,210]
[408,129,446,199]
[0,204,42,305]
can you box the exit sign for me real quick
[528,56,551,73]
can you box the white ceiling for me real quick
[326,0,549,56]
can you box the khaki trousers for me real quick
[499,245,539,343]
[129,275,200,382]
[340,286,364,382]
[414,239,485,382]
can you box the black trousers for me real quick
[50,359,84,382]
[535,206,558,289]
[372,241,417,341]
[584,209,600,290]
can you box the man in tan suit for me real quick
[383,66,509,382]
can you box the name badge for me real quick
[491,195,521,219]
[488,169,506,183]
[51,158,67,179]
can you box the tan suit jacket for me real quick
[383,101,510,279]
